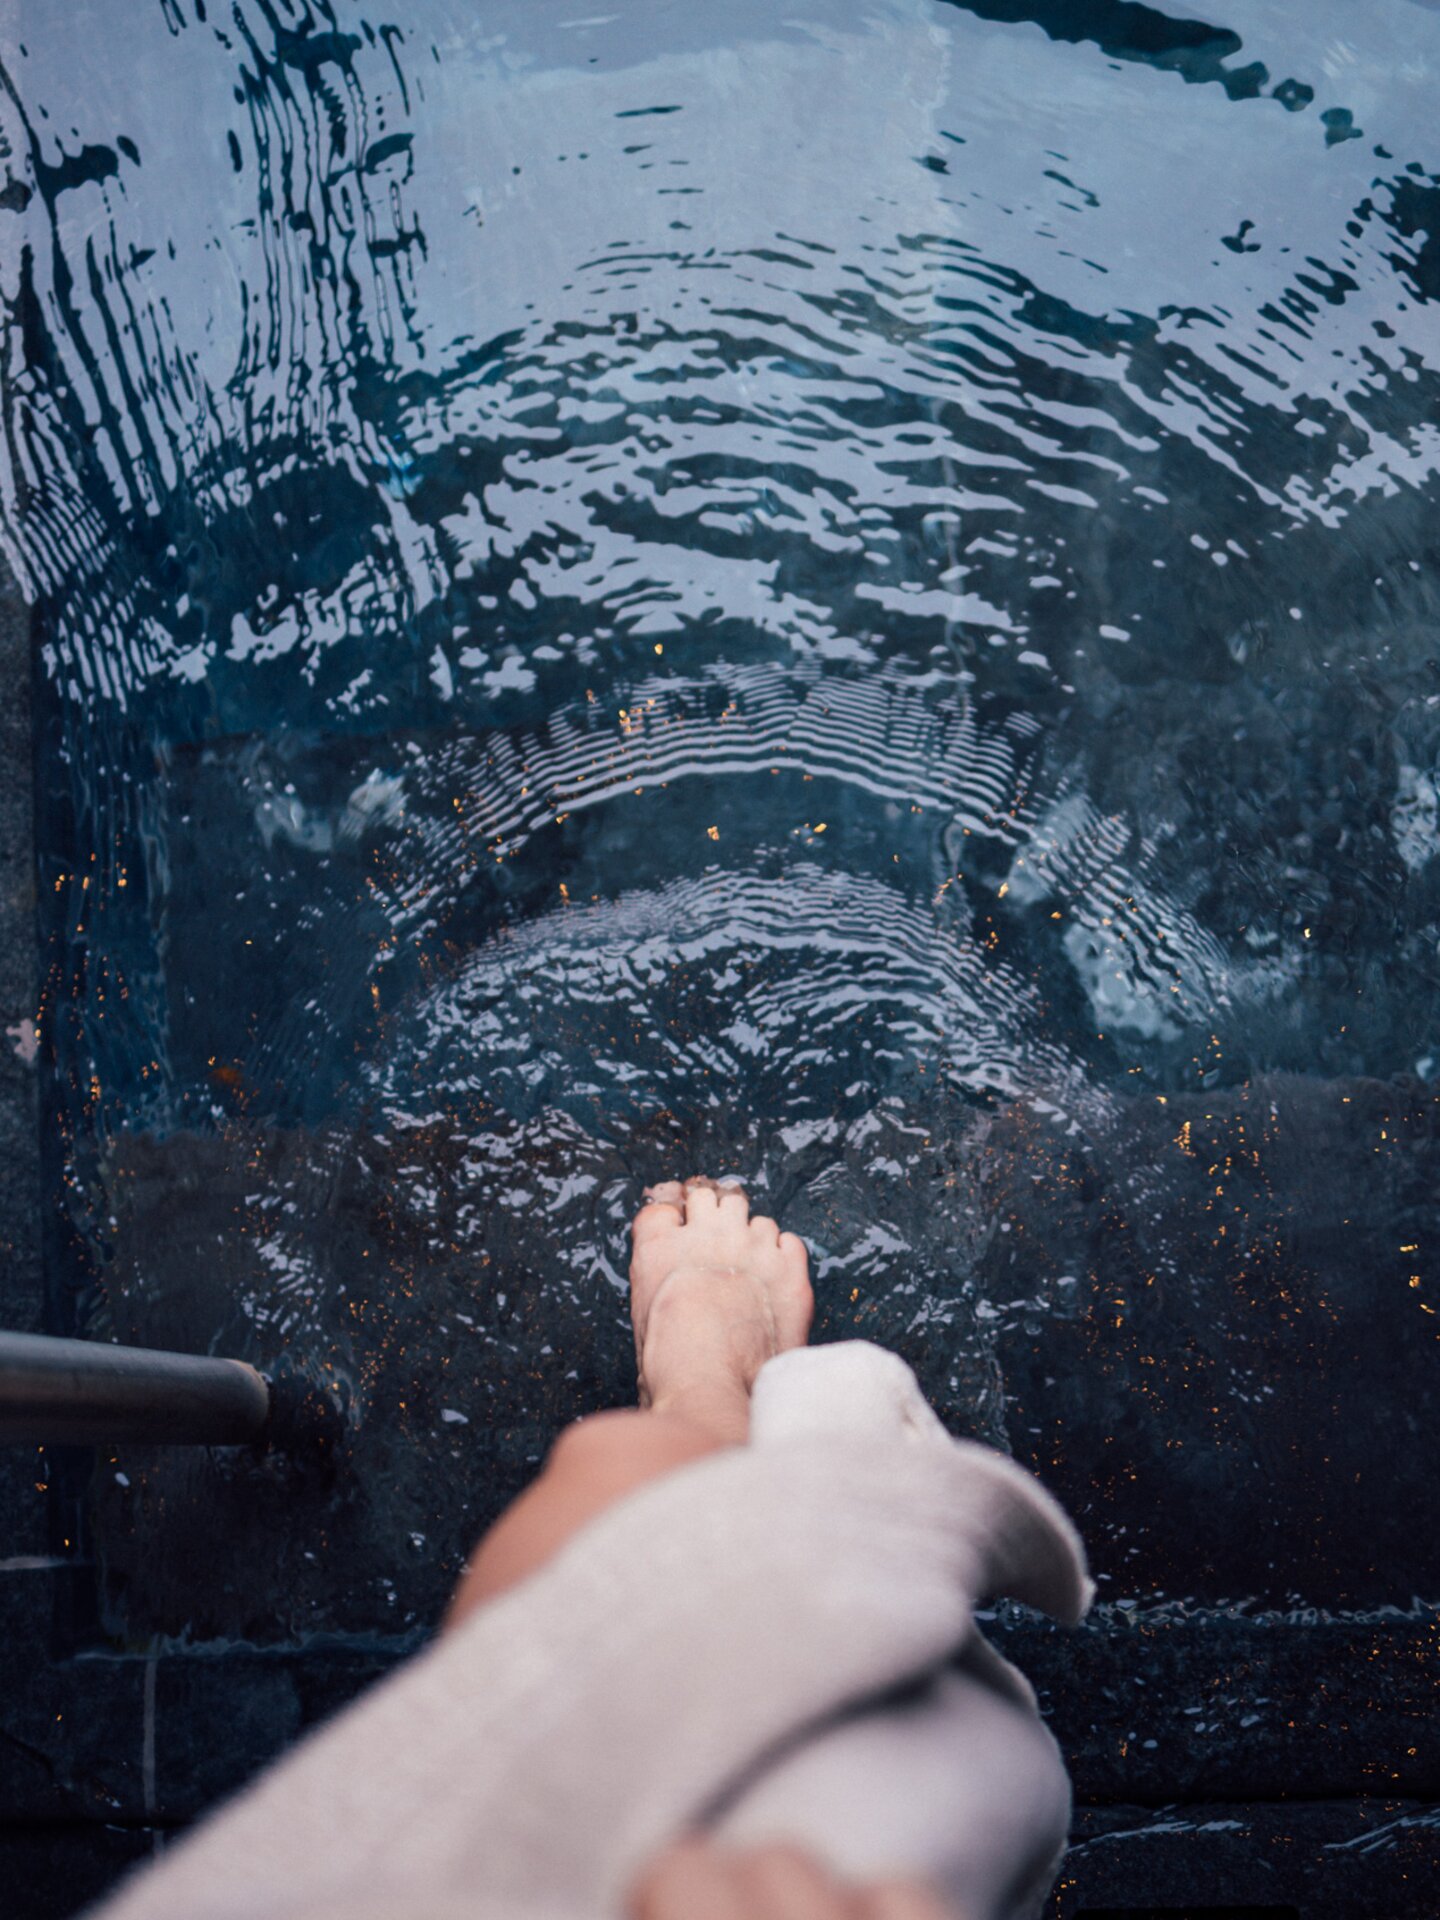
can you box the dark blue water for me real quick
[2,0,1438,1637]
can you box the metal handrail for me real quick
[0,1330,272,1446]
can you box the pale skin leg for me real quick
[443,1177,962,1920]
[628,1837,957,1920]
[446,1175,811,1620]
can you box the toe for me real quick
[642,1180,686,1211]
[681,1176,722,1215]
[748,1211,783,1247]
[633,1200,684,1246]
[778,1229,809,1272]
[715,1182,751,1223]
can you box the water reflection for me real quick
[1,0,1437,1632]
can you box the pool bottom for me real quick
[74,1067,1440,1647]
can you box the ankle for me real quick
[647,1375,752,1448]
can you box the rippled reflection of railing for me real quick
[0,1330,271,1446]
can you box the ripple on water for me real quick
[1,0,1438,1627]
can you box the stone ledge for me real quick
[0,1613,1435,1825]
[1055,1797,1440,1918]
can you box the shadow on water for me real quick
[0,0,1438,1640]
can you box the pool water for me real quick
[2,0,1438,1640]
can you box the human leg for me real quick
[628,1836,955,1919]
[446,1175,813,1623]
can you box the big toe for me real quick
[633,1181,687,1254]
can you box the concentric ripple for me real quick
[2,0,1438,1625]
[370,862,1078,1123]
[361,662,1042,929]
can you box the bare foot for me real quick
[630,1178,813,1446]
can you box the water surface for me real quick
[2,0,1438,1637]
